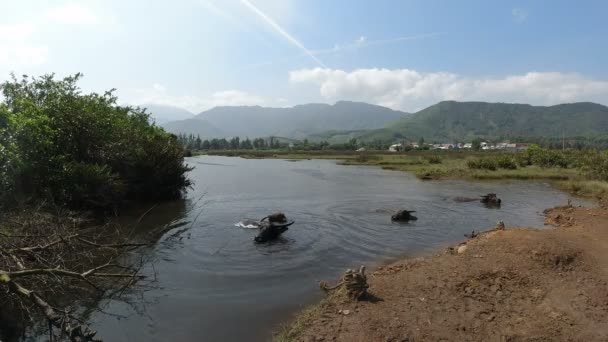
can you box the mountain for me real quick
[161,101,407,139]
[162,117,225,137]
[141,104,195,124]
[358,101,608,142]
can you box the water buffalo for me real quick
[480,193,501,205]
[453,197,480,203]
[250,212,294,243]
[391,210,418,222]
[261,212,288,224]
[254,220,294,243]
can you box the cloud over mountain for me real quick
[289,68,608,112]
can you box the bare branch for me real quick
[3,269,145,280]
[13,234,80,253]
[7,280,101,342]
[76,237,148,249]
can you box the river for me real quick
[86,156,585,341]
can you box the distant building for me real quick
[389,143,402,152]
[356,147,366,152]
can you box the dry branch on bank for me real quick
[0,211,151,341]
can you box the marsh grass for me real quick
[556,180,608,198]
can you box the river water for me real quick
[87,156,584,341]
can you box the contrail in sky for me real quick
[240,0,327,68]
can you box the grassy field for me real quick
[201,149,607,198]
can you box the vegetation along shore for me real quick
[0,74,191,340]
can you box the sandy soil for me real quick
[282,199,608,342]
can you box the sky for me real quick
[1,0,608,115]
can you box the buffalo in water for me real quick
[453,193,502,207]
[391,210,418,222]
[237,212,294,243]
[480,193,501,207]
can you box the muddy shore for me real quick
[277,198,608,341]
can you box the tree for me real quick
[229,136,240,150]
[195,135,202,150]
[240,137,253,149]
[0,73,191,209]
[418,136,425,147]
[472,138,482,151]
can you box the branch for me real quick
[76,237,148,249]
[13,234,80,253]
[1,268,145,281]
[7,280,101,342]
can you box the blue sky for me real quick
[1,0,607,114]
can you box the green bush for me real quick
[494,155,518,169]
[425,155,443,164]
[517,144,568,168]
[0,74,191,210]
[467,158,498,171]
[584,151,608,181]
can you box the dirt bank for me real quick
[278,199,608,341]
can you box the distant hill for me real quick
[161,101,407,139]
[356,101,608,142]
[141,104,195,124]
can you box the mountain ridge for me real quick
[160,101,407,138]
[358,100,608,142]
[154,100,608,143]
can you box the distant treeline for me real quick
[505,135,608,149]
[177,133,392,151]
[178,131,608,152]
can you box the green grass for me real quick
[555,179,608,198]
[273,302,322,342]
[273,289,346,342]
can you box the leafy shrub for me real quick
[494,155,518,169]
[425,155,443,164]
[584,151,608,181]
[0,74,191,210]
[517,144,568,168]
[467,158,498,171]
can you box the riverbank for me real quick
[275,198,608,341]
[202,150,608,199]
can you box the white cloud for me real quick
[46,3,99,25]
[152,83,167,92]
[0,23,48,68]
[512,8,528,23]
[0,45,49,67]
[0,23,35,41]
[0,3,115,71]
[124,84,284,113]
[289,68,608,112]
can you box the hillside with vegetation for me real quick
[358,101,608,143]
[161,101,406,139]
